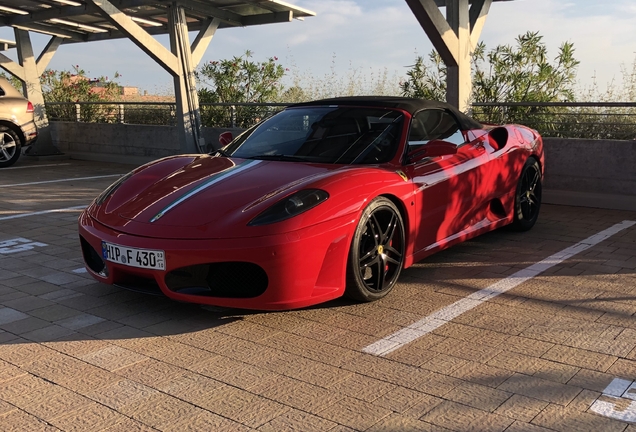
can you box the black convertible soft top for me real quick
[290,96,483,131]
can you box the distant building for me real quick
[65,75,173,101]
[120,86,138,96]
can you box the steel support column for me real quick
[405,0,492,112]
[15,30,62,156]
[446,0,470,111]
[168,4,203,154]
[90,0,219,154]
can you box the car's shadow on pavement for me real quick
[1,204,634,349]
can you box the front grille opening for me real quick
[114,274,163,296]
[165,262,268,298]
[80,236,105,274]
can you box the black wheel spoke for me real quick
[375,257,385,292]
[384,255,400,266]
[359,248,375,265]
[360,254,379,268]
[368,215,381,247]
[380,213,395,243]
[384,245,402,257]
[522,170,531,188]
[530,170,540,191]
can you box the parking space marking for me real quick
[590,378,636,422]
[2,174,122,187]
[0,238,47,254]
[3,163,71,170]
[0,205,86,221]
[363,220,636,356]
[73,267,87,274]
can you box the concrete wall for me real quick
[50,122,242,165]
[49,122,636,211]
[542,137,636,211]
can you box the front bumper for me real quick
[78,212,356,310]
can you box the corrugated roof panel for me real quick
[0,0,315,43]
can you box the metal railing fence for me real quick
[472,102,636,140]
[45,101,289,128]
[45,101,636,140]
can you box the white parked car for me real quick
[0,77,38,167]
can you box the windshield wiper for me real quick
[211,148,231,157]
[247,154,310,162]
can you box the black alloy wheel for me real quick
[512,158,542,231]
[346,197,405,302]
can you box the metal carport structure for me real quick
[0,0,315,156]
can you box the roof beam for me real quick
[0,39,16,51]
[59,18,216,43]
[190,17,219,68]
[3,0,162,27]
[87,0,179,75]
[0,53,25,81]
[3,4,93,26]
[243,10,292,26]
[13,23,86,40]
[0,33,63,80]
[469,0,492,49]
[36,36,62,73]
[404,0,459,66]
[177,0,244,26]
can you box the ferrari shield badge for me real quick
[396,170,408,182]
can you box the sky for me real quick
[1,0,635,97]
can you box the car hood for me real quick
[89,154,370,239]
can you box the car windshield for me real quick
[226,106,404,164]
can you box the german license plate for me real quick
[101,241,165,270]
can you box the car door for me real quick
[402,109,491,255]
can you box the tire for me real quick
[512,158,542,231]
[0,126,21,168]
[345,197,405,302]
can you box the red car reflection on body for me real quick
[79,96,544,310]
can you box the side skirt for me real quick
[405,216,510,267]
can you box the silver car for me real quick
[0,77,38,167]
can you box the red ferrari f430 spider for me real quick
[79,97,544,310]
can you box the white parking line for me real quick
[363,220,636,357]
[73,267,87,274]
[0,205,87,221]
[2,174,122,187]
[3,163,71,170]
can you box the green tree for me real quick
[401,32,580,135]
[196,50,286,127]
[400,51,446,101]
[472,31,579,104]
[40,65,121,122]
[401,31,579,105]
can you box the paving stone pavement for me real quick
[1,158,636,431]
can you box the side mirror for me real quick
[407,139,457,163]
[219,131,233,147]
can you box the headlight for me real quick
[94,172,134,205]
[248,189,329,226]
